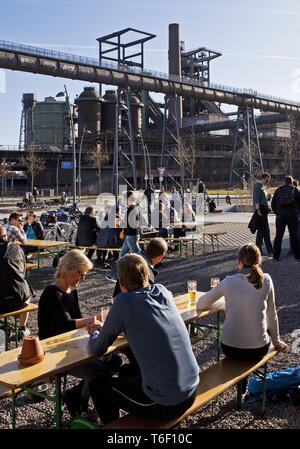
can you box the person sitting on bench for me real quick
[37,249,122,418]
[196,243,290,393]
[0,224,33,339]
[87,253,199,425]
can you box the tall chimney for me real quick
[168,23,182,128]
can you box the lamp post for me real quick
[56,85,76,206]
[55,150,60,198]
[78,127,92,201]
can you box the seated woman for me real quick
[37,249,122,418]
[196,243,290,394]
[22,210,44,257]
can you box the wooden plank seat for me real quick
[102,350,277,430]
[162,237,198,257]
[0,385,21,400]
[203,231,227,253]
[69,245,121,252]
[0,303,39,351]
[25,262,38,281]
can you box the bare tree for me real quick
[0,157,12,201]
[86,143,109,194]
[171,127,197,190]
[21,146,46,193]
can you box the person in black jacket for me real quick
[75,206,100,259]
[0,225,32,338]
[38,249,122,417]
[24,211,44,240]
[271,176,300,261]
[106,191,143,282]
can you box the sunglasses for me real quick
[77,271,87,278]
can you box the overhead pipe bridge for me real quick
[1,40,300,115]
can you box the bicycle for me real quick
[43,221,76,243]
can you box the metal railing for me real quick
[1,39,300,107]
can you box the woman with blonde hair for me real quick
[197,243,290,360]
[38,249,122,417]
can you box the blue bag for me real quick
[248,366,300,395]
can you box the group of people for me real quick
[0,185,291,427]
[35,240,289,424]
[252,173,300,261]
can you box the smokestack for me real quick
[168,23,182,128]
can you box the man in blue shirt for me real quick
[87,253,199,425]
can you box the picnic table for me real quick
[0,292,224,429]
[20,239,69,286]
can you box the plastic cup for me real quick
[187,280,197,305]
[210,277,220,288]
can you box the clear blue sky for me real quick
[1,0,300,144]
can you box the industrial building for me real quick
[1,24,300,195]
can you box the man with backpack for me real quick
[271,176,300,261]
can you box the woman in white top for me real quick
[196,244,290,361]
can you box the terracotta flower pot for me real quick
[18,336,46,365]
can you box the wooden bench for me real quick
[101,350,277,429]
[161,237,197,257]
[203,231,227,253]
[0,303,38,351]
[69,245,121,252]
[25,262,38,280]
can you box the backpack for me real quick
[276,185,295,208]
[0,242,34,311]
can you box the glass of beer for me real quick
[187,280,197,305]
[210,277,220,288]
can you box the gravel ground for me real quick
[0,242,299,430]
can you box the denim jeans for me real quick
[109,234,140,280]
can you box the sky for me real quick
[1,0,300,145]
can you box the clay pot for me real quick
[18,336,46,365]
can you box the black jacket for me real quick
[248,210,261,234]
[75,214,100,246]
[24,220,44,240]
[271,185,300,215]
[0,240,33,312]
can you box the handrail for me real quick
[1,40,300,107]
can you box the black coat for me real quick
[75,215,100,246]
[0,240,33,312]
[24,220,44,240]
[248,210,261,234]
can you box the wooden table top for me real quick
[0,292,224,390]
[20,239,69,249]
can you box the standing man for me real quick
[75,206,100,260]
[144,183,154,226]
[87,254,199,425]
[198,179,205,194]
[252,173,273,257]
[271,176,300,261]
[106,191,141,282]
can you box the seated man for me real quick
[0,224,32,339]
[6,212,27,244]
[87,253,199,425]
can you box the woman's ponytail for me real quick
[238,244,264,289]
